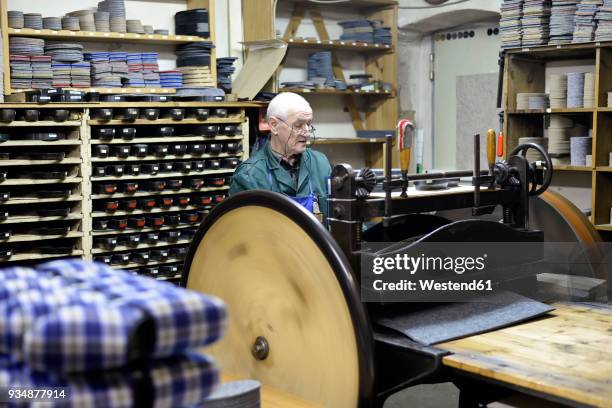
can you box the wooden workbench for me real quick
[439,303,612,408]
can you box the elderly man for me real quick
[229,92,331,221]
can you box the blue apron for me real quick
[267,170,317,213]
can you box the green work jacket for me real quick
[229,144,332,221]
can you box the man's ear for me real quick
[268,116,280,135]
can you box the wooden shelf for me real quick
[503,42,597,59]
[285,0,397,8]
[92,238,193,254]
[4,250,84,263]
[91,186,228,200]
[279,88,394,97]
[7,27,208,45]
[110,256,186,270]
[595,224,612,231]
[6,231,82,243]
[90,136,243,145]
[10,87,176,95]
[309,138,385,145]
[0,214,82,225]
[596,166,612,172]
[91,169,232,181]
[1,195,82,206]
[0,158,81,166]
[0,121,82,127]
[1,177,82,185]
[508,108,595,114]
[0,140,81,147]
[91,154,235,163]
[92,223,196,236]
[0,102,266,109]
[92,205,202,218]
[155,273,183,281]
[287,38,392,52]
[555,165,593,172]
[87,117,244,126]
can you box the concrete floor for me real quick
[384,383,460,408]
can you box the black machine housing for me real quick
[327,135,553,407]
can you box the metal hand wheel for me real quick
[510,143,553,196]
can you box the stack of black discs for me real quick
[176,42,215,88]
[174,9,209,37]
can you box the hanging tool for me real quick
[487,128,496,170]
[498,111,505,158]
[397,119,415,197]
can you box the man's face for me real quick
[271,108,313,156]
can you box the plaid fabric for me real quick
[151,353,219,408]
[0,261,227,374]
[24,304,146,373]
[0,353,217,408]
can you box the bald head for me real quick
[267,92,312,121]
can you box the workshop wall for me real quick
[397,0,502,171]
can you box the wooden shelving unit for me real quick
[502,42,612,236]
[0,0,217,97]
[242,0,398,167]
[0,102,252,283]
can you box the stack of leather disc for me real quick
[583,72,595,108]
[517,92,548,110]
[547,115,572,165]
[8,11,24,29]
[567,72,585,108]
[24,13,43,30]
[570,136,592,166]
[127,19,145,34]
[68,10,96,31]
[548,73,567,108]
[176,42,214,88]
[174,8,210,37]
[94,11,110,32]
[61,16,80,31]
[204,380,260,408]
[43,17,62,31]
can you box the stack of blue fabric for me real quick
[338,19,374,43]
[160,70,183,88]
[307,51,334,83]
[373,21,392,45]
[0,260,227,407]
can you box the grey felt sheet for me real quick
[375,291,554,345]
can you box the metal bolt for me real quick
[251,336,269,361]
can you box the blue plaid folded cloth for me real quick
[1,353,218,408]
[0,261,227,374]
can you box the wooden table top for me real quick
[439,303,612,408]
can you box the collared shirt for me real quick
[229,143,332,221]
[270,149,301,185]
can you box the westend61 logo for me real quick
[372,253,488,275]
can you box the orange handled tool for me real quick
[398,119,415,175]
[497,131,504,157]
[486,128,496,168]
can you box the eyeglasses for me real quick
[275,117,316,136]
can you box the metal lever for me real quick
[473,133,481,212]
